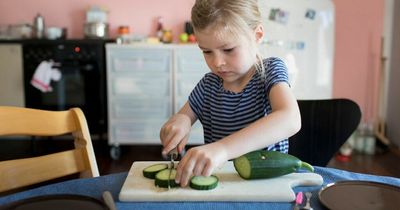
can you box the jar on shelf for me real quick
[116,25,130,44]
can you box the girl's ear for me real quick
[254,24,264,44]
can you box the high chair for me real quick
[0,106,99,193]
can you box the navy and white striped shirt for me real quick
[189,57,290,153]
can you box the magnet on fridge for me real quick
[269,8,289,24]
[305,9,316,20]
[296,41,305,50]
[269,8,279,21]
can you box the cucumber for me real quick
[154,168,179,188]
[142,163,169,179]
[233,150,314,179]
[190,175,219,190]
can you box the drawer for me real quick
[112,76,170,97]
[111,98,171,119]
[111,120,166,143]
[176,50,208,73]
[176,77,202,97]
[110,50,171,73]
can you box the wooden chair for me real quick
[288,99,362,166]
[0,106,99,193]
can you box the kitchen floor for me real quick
[1,138,400,178]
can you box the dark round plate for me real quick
[0,194,109,210]
[319,181,400,210]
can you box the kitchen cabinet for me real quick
[106,44,208,158]
[0,43,24,107]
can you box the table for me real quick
[1,166,399,210]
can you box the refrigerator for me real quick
[259,0,335,99]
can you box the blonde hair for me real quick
[191,0,265,74]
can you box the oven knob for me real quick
[46,49,53,57]
[82,64,94,71]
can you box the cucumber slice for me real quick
[142,163,168,179]
[154,168,179,188]
[233,156,251,179]
[189,175,219,190]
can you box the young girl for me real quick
[160,0,301,187]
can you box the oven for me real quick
[22,39,107,137]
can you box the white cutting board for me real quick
[119,161,323,202]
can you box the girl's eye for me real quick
[223,47,235,53]
[202,50,212,54]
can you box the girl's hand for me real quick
[175,142,228,187]
[160,113,192,156]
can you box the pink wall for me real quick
[332,0,384,124]
[0,0,195,41]
[0,0,384,123]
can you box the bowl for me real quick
[46,27,66,40]
[84,22,109,39]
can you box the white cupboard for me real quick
[106,44,208,156]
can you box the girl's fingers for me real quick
[193,159,206,176]
[202,161,213,177]
[162,130,182,156]
[175,151,196,187]
[175,150,189,183]
[177,134,189,154]
[179,160,195,187]
[162,125,175,143]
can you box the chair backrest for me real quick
[0,106,99,193]
[288,99,361,166]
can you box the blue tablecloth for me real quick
[1,166,400,210]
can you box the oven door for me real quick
[25,61,104,134]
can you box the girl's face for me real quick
[196,25,263,91]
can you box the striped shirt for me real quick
[188,57,290,153]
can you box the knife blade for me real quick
[167,147,178,190]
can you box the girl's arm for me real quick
[175,82,301,186]
[160,102,197,156]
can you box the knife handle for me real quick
[162,147,185,160]
[170,147,178,160]
[162,147,177,160]
[295,192,303,204]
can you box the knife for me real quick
[167,147,178,190]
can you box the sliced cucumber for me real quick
[189,175,219,190]
[154,168,179,188]
[142,163,169,179]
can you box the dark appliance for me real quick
[22,39,107,137]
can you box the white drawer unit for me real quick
[106,44,209,159]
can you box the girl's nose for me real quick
[214,54,226,68]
